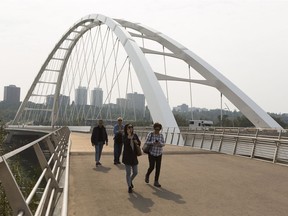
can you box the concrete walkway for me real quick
[68,132,288,216]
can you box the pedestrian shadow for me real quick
[114,164,125,170]
[128,191,154,213]
[148,185,186,204]
[93,166,111,173]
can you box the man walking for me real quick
[91,119,108,167]
[113,117,124,164]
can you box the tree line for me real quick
[0,100,288,128]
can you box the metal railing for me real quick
[0,126,71,216]
[178,127,288,165]
[111,126,288,165]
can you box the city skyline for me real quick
[1,84,287,114]
[1,0,288,114]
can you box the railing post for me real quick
[0,157,33,216]
[164,127,169,143]
[170,127,176,144]
[183,133,188,146]
[218,129,225,152]
[250,129,259,158]
[200,130,206,149]
[191,132,196,147]
[209,129,216,150]
[232,129,240,155]
[273,130,282,163]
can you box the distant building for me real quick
[4,85,20,104]
[116,98,128,109]
[91,88,103,107]
[75,87,87,105]
[126,92,145,116]
[173,103,189,112]
[46,94,70,108]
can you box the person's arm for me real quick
[145,132,154,145]
[91,127,96,146]
[113,125,118,135]
[104,128,108,145]
[158,134,165,146]
[133,134,141,146]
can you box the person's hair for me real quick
[124,123,133,136]
[153,122,162,130]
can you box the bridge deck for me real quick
[68,132,288,216]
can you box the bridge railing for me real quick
[108,127,288,165]
[0,126,71,216]
[178,127,288,165]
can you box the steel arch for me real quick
[13,14,283,135]
[115,18,282,130]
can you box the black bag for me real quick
[142,143,150,154]
[135,143,142,156]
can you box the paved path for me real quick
[68,132,288,216]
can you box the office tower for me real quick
[4,85,20,104]
[126,92,145,116]
[116,98,128,109]
[91,88,103,107]
[46,94,70,108]
[75,86,87,105]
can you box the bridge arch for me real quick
[13,14,282,135]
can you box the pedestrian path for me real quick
[68,132,288,216]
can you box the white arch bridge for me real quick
[12,14,282,133]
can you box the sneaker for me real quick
[145,175,149,183]
[128,186,133,193]
[154,181,161,187]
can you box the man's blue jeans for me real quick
[95,141,104,162]
[114,141,123,163]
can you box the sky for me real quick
[0,0,287,114]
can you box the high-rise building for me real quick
[75,86,87,105]
[91,88,103,107]
[116,98,128,109]
[126,92,145,116]
[4,85,20,104]
[46,94,70,109]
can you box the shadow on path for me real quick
[148,185,186,204]
[128,191,154,213]
[93,166,111,173]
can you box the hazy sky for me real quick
[1,0,287,113]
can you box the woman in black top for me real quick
[122,124,141,193]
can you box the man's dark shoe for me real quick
[154,181,161,187]
[128,186,133,193]
[145,175,149,183]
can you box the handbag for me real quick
[142,143,150,154]
[142,132,153,154]
[135,143,142,156]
